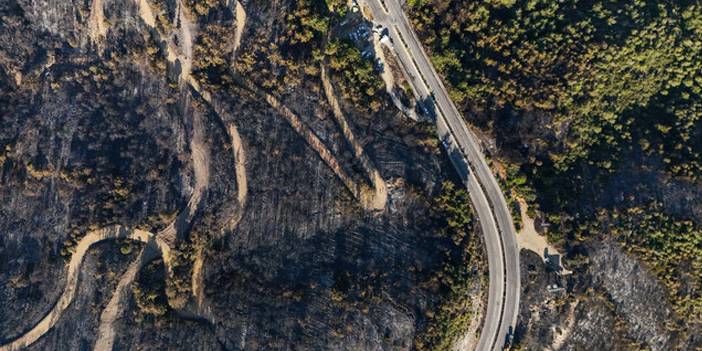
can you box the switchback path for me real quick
[320,65,387,211]
[187,90,249,319]
[93,243,161,351]
[232,73,385,211]
[233,0,246,59]
[0,226,168,351]
[360,0,521,349]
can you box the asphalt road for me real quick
[361,0,521,349]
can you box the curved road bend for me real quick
[361,0,520,349]
[0,226,162,351]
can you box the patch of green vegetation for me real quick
[235,0,351,92]
[284,0,333,50]
[183,0,223,18]
[165,242,195,309]
[193,23,236,90]
[545,200,702,325]
[133,259,169,318]
[498,160,540,230]
[410,1,702,330]
[410,0,702,176]
[324,0,348,17]
[503,162,536,205]
[415,180,478,351]
[597,205,701,323]
[323,38,385,112]
[433,180,473,244]
[119,242,133,255]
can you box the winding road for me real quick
[0,1,216,348]
[2,0,518,349]
[360,0,521,349]
[0,226,167,351]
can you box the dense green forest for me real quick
[415,180,480,351]
[410,0,701,175]
[324,38,385,112]
[409,0,702,328]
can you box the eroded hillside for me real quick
[0,0,488,350]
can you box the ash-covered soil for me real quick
[0,0,486,350]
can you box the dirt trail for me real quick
[136,0,156,27]
[136,0,195,83]
[184,8,250,316]
[550,299,579,350]
[232,74,361,203]
[191,250,207,315]
[192,122,247,317]
[320,65,387,210]
[153,105,209,248]
[93,244,160,351]
[370,30,418,121]
[175,0,195,83]
[87,0,107,43]
[2,2,221,349]
[186,80,246,219]
[188,110,210,215]
[0,226,161,351]
[229,125,247,206]
[186,81,248,317]
[92,99,209,348]
[233,0,246,57]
